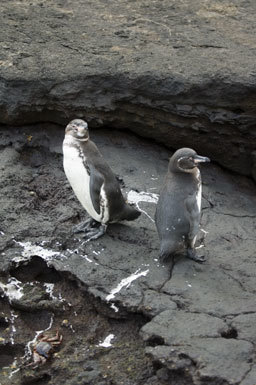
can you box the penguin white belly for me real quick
[191,169,202,247]
[196,182,202,212]
[63,145,109,223]
[195,169,202,211]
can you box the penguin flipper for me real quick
[185,193,200,248]
[89,164,104,215]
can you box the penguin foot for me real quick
[187,248,206,263]
[81,224,107,242]
[73,218,98,234]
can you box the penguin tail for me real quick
[159,241,175,263]
[159,246,175,275]
[159,249,171,264]
[120,204,141,221]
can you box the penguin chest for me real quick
[63,145,109,223]
[195,169,202,212]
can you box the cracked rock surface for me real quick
[0,0,256,179]
[0,124,256,384]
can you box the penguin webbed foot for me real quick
[73,218,98,234]
[187,248,206,263]
[81,224,107,242]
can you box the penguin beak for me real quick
[194,155,210,164]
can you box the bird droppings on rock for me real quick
[0,277,24,303]
[106,269,149,302]
[14,241,66,263]
[98,334,115,348]
[127,190,159,222]
[0,124,256,385]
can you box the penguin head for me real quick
[169,148,210,173]
[65,119,89,141]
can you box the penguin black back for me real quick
[79,138,140,223]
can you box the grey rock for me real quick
[0,1,256,179]
[240,366,256,385]
[139,290,177,317]
[146,346,195,383]
[146,339,253,384]
[185,338,253,384]
[140,309,228,345]
[162,262,256,317]
[231,314,256,343]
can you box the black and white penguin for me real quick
[155,148,210,264]
[63,119,141,241]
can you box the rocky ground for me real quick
[1,0,256,179]
[0,124,256,385]
[0,0,256,383]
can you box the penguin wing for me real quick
[185,193,200,239]
[88,164,104,215]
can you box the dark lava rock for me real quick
[0,0,256,179]
[140,309,229,344]
[146,339,253,385]
[231,314,256,343]
[1,125,256,385]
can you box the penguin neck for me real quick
[169,162,199,175]
[64,134,89,147]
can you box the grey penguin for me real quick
[63,119,141,241]
[155,147,210,264]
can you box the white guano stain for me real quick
[0,277,24,303]
[44,283,60,301]
[110,303,119,313]
[13,241,66,263]
[10,310,18,345]
[127,190,159,222]
[8,363,20,379]
[98,334,115,348]
[80,254,93,263]
[106,269,149,302]
[66,248,79,255]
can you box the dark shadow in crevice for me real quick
[0,343,24,368]
[146,335,165,347]
[221,327,238,339]
[10,256,61,283]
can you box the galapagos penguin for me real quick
[63,119,141,241]
[155,147,210,264]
